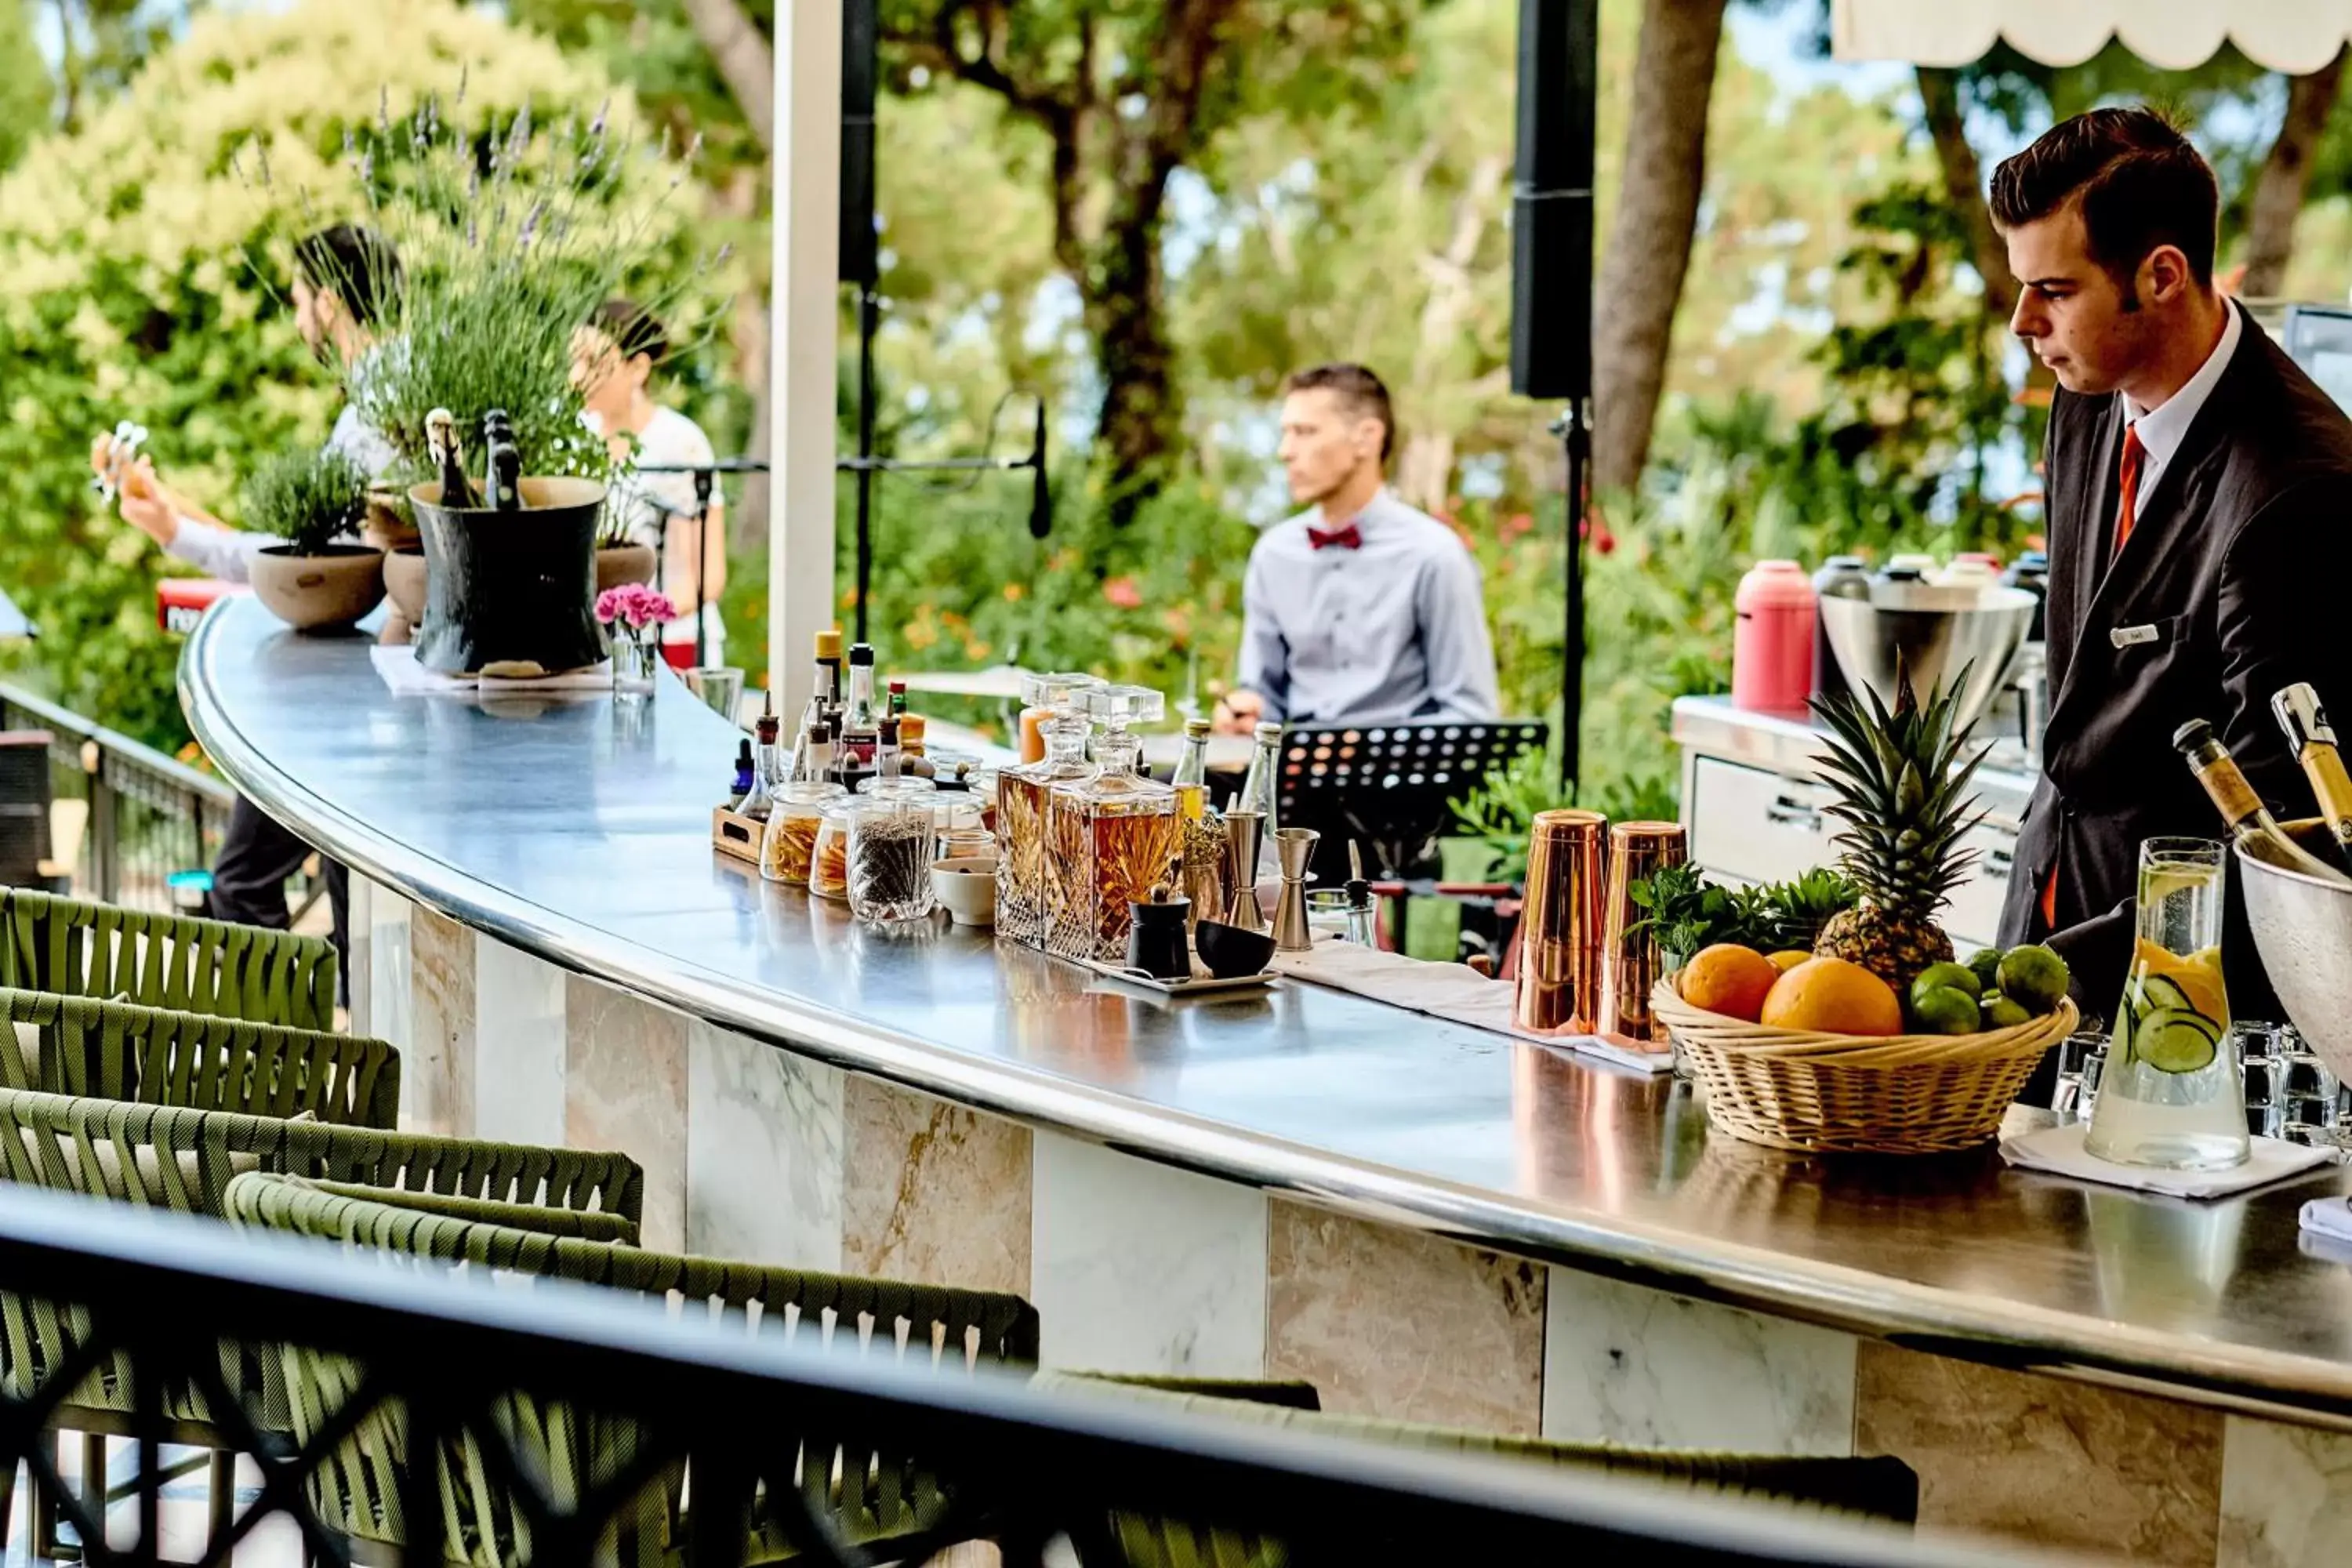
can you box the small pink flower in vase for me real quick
[597,585,678,694]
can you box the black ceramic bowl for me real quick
[1194,919,1276,981]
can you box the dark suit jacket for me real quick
[1994,303,2352,1021]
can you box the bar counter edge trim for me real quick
[179,604,2352,1432]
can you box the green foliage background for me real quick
[0,0,676,745]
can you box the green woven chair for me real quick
[0,887,338,1030]
[1029,1371,1919,1566]
[0,987,399,1126]
[0,1089,644,1557]
[225,1171,1040,1567]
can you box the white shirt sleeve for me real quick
[164,517,268,584]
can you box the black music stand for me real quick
[1274,720,1548,888]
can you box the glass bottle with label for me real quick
[1047,685,1181,964]
[836,644,881,793]
[995,672,1102,945]
[1227,720,1283,913]
[1171,717,1225,932]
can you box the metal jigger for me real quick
[1272,827,1321,953]
[1221,809,1267,932]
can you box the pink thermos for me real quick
[1733,560,1816,712]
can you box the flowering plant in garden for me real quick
[596,584,677,630]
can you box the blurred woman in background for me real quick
[572,298,728,667]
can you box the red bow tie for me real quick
[1308,522,1363,551]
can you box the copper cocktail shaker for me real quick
[1599,821,1687,1048]
[1513,808,1607,1034]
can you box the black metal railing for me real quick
[0,1186,2040,1568]
[0,681,231,912]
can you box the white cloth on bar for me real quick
[2298,1195,2352,1247]
[1270,938,1675,1075]
[370,644,615,695]
[2000,1121,2334,1200]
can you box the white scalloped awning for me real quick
[1831,0,2352,74]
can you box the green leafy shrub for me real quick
[239,448,369,556]
[0,0,687,749]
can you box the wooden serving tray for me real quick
[712,806,763,866]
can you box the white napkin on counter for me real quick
[371,644,616,695]
[2297,1196,2352,1247]
[1270,939,1675,1075]
[2000,1121,2334,1199]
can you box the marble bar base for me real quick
[350,878,2352,1566]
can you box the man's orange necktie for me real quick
[2040,421,2149,929]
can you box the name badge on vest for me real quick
[2111,623,2161,649]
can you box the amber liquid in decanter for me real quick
[1046,741,1179,964]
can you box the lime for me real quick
[1997,944,2070,1013]
[2136,1007,2221,1073]
[1981,995,2031,1030]
[1912,961,1982,1004]
[1910,985,1982,1036]
[1964,947,2004,993]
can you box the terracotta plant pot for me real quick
[406,477,607,677]
[249,543,386,632]
[383,545,428,623]
[596,542,658,593]
[363,489,420,553]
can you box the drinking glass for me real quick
[2085,837,2249,1170]
[684,666,746,724]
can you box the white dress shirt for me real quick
[2121,299,2243,519]
[1236,488,1501,726]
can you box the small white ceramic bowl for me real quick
[931,857,997,927]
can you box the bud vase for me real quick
[610,630,660,695]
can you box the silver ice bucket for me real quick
[2238,822,2352,1080]
[1818,586,2037,735]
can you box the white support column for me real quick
[768,1,843,682]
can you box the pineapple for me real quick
[1808,657,1988,992]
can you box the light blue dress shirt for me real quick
[1236,488,1501,725]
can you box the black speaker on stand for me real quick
[1510,0,1599,792]
[844,0,880,642]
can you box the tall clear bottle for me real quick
[742,693,783,821]
[1227,720,1284,915]
[996,672,1104,945]
[837,644,881,792]
[1172,717,1212,820]
[1047,686,1182,964]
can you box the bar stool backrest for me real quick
[0,888,338,1031]
[226,1171,1039,1566]
[0,987,399,1126]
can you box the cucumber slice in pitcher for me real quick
[2135,974,2192,1014]
[2137,1008,2221,1074]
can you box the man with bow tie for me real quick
[1215,363,1501,734]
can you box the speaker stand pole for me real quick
[852,280,880,645]
[1554,397,1588,798]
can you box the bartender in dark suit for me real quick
[1991,107,2352,1023]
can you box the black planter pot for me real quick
[406,477,608,676]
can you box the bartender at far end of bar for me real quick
[1990,106,2352,1061]
[1214,363,1500,734]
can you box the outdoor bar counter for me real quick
[187,594,2352,1564]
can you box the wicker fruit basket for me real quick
[1653,974,2078,1155]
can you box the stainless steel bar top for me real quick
[183,597,2352,1429]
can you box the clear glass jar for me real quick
[848,796,938,924]
[761,782,843,885]
[810,801,857,902]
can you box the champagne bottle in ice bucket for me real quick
[2084,837,2249,1171]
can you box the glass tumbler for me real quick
[848,797,939,924]
[2085,837,2249,1171]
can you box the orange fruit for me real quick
[1760,956,1904,1036]
[1680,944,1781,1022]
[1766,949,1812,973]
